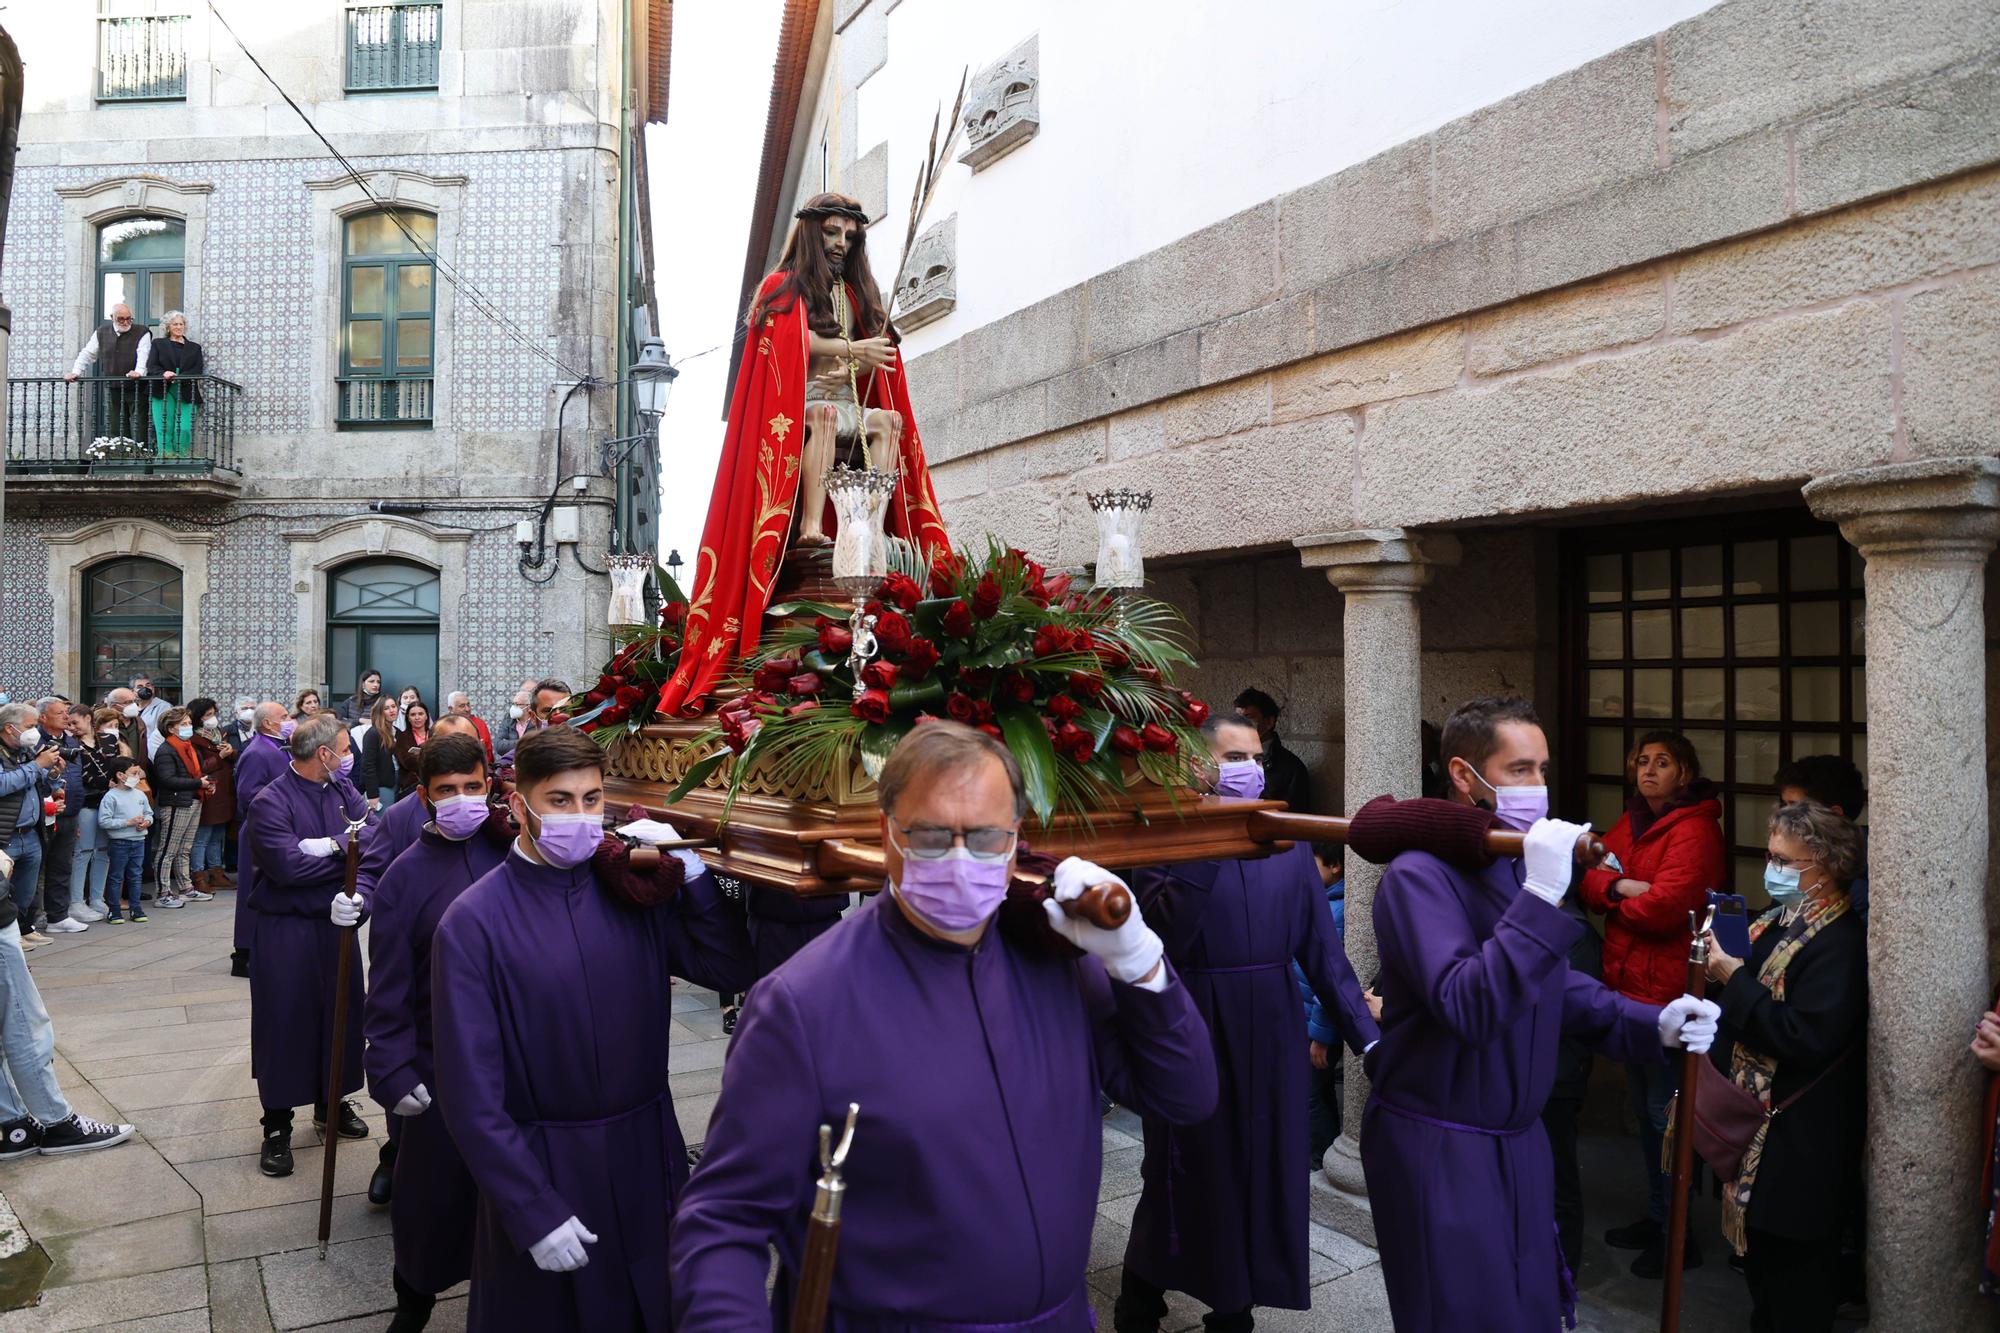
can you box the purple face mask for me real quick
[1214,759,1266,801]
[1470,769,1548,831]
[278,719,297,741]
[432,794,490,841]
[894,847,1012,932]
[523,804,601,869]
[337,751,355,777]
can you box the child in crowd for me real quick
[99,759,153,923]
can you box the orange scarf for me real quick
[166,734,202,786]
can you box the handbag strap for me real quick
[1769,1043,1857,1117]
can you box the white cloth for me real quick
[530,1217,598,1272]
[1657,994,1722,1053]
[1521,818,1590,907]
[392,1084,432,1116]
[1041,856,1167,990]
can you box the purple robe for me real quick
[231,732,289,951]
[668,890,1220,1331]
[356,789,429,903]
[1125,841,1380,1311]
[1361,850,1663,1332]
[744,884,844,980]
[365,822,504,1294]
[245,766,371,1110]
[432,849,755,1332]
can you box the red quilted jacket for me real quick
[1581,792,1726,1006]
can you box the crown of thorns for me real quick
[796,202,872,226]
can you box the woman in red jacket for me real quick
[1582,729,1725,1278]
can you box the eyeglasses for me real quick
[890,819,1018,862]
[1765,852,1813,869]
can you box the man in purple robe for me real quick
[431,726,754,1332]
[356,712,485,1208]
[229,701,292,977]
[365,733,508,1333]
[245,712,374,1178]
[1118,715,1380,1330]
[670,721,1219,1330]
[1360,697,1720,1331]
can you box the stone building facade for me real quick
[0,0,669,717]
[762,0,2000,1324]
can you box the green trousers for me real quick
[149,392,197,458]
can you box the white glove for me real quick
[1042,857,1165,987]
[530,1216,597,1272]
[1658,994,1722,1053]
[299,837,342,859]
[670,848,707,878]
[330,892,364,928]
[1521,818,1589,907]
[392,1084,432,1116]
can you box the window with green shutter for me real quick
[339,210,437,427]
[345,2,443,94]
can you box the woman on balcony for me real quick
[144,311,203,460]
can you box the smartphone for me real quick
[1707,891,1752,959]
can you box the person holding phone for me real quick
[1701,801,1866,1332]
[1580,729,1726,1277]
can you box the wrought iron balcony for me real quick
[98,15,188,103]
[5,375,241,491]
[337,375,432,426]
[346,2,443,93]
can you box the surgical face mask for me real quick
[14,727,41,751]
[122,703,141,719]
[278,719,297,741]
[238,708,254,725]
[136,685,154,701]
[1468,766,1549,832]
[431,793,490,841]
[519,801,601,869]
[508,704,526,721]
[1764,863,1809,906]
[337,751,355,777]
[1213,759,1265,801]
[892,844,1013,932]
[199,716,219,732]
[174,724,194,740]
[123,773,144,790]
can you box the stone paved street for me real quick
[0,893,1816,1331]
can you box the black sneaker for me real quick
[1604,1216,1662,1250]
[260,1129,294,1177]
[1631,1231,1702,1280]
[313,1100,369,1140]
[0,1117,41,1160]
[37,1114,133,1156]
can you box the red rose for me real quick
[1141,722,1176,752]
[787,672,823,696]
[877,573,923,612]
[599,705,629,726]
[751,662,790,694]
[1095,642,1130,671]
[549,712,570,726]
[1044,572,1073,601]
[1181,692,1210,725]
[819,622,854,656]
[1047,694,1082,722]
[1023,578,1049,608]
[996,671,1036,705]
[941,600,975,640]
[973,699,996,725]
[1068,671,1104,699]
[583,690,608,707]
[1111,725,1144,756]
[785,700,819,718]
[610,640,644,673]
[929,553,965,598]
[595,675,622,695]
[661,601,687,626]
[900,638,940,678]
[1052,721,1095,765]
[959,668,995,693]
[1134,664,1162,685]
[977,723,1004,740]
[971,574,1002,619]
[862,661,898,690]
[1033,625,1075,658]
[850,688,892,724]
[946,693,978,724]
[874,610,914,656]
[614,685,643,707]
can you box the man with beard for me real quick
[655,192,952,718]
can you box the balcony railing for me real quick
[345,3,443,93]
[98,15,188,103]
[6,375,240,476]
[337,376,432,426]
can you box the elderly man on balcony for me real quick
[64,302,152,446]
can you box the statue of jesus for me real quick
[656,193,952,718]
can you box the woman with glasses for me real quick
[1701,801,1867,1333]
[1580,729,1726,1276]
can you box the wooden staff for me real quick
[790,1103,859,1333]
[318,817,366,1260]
[1661,905,1716,1331]
[1243,809,1610,867]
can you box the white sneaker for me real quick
[70,904,103,922]
[44,919,88,934]
[155,895,185,910]
[182,889,213,902]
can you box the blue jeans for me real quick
[106,839,146,917]
[191,822,227,874]
[4,831,42,926]
[1627,1059,1682,1225]
[0,923,72,1124]
[71,807,110,910]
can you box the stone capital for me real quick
[1803,457,2000,561]
[1294,527,1462,594]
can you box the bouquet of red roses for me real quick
[667,540,1209,827]
[564,567,690,737]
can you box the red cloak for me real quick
[656,272,952,718]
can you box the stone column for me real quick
[1804,457,2000,1332]
[1294,527,1460,1243]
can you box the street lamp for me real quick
[631,336,677,420]
[665,548,683,585]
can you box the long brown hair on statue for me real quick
[752,191,893,341]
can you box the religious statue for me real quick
[656,193,951,718]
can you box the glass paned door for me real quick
[85,557,184,698]
[97,215,186,330]
[326,559,439,708]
